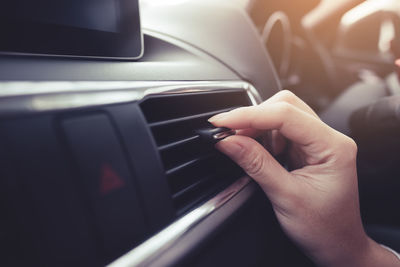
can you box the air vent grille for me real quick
[140,90,252,215]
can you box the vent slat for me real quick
[148,107,238,128]
[158,135,200,151]
[139,89,252,215]
[171,174,216,200]
[165,153,214,176]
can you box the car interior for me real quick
[1,0,399,266]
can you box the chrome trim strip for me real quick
[107,176,252,267]
[0,80,259,98]
[0,80,262,116]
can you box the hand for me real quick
[209,90,400,267]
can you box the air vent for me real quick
[140,89,252,215]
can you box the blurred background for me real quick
[245,0,400,249]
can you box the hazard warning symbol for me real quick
[99,163,125,195]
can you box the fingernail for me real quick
[208,112,228,123]
[215,139,243,159]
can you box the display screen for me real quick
[15,0,121,33]
[0,0,142,59]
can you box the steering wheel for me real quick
[261,11,292,79]
[261,10,339,108]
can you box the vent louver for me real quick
[140,89,252,215]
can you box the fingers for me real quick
[216,135,293,196]
[235,128,262,138]
[261,90,319,119]
[271,130,287,155]
[236,129,286,156]
[210,90,316,124]
[210,102,332,147]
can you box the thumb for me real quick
[216,135,292,197]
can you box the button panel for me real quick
[62,113,146,264]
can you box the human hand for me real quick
[209,90,399,267]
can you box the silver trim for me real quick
[107,176,252,267]
[0,80,262,116]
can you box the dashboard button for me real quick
[61,114,146,264]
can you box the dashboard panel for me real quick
[0,81,264,266]
[0,1,296,266]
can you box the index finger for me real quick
[209,102,333,147]
[261,90,319,119]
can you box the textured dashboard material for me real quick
[0,33,237,82]
[141,0,281,100]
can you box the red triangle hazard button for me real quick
[99,163,125,195]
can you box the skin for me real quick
[208,90,400,267]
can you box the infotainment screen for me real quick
[0,0,143,59]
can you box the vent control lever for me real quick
[195,127,236,145]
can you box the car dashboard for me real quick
[0,1,303,267]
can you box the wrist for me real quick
[317,231,371,267]
[362,239,400,267]
[318,236,400,267]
